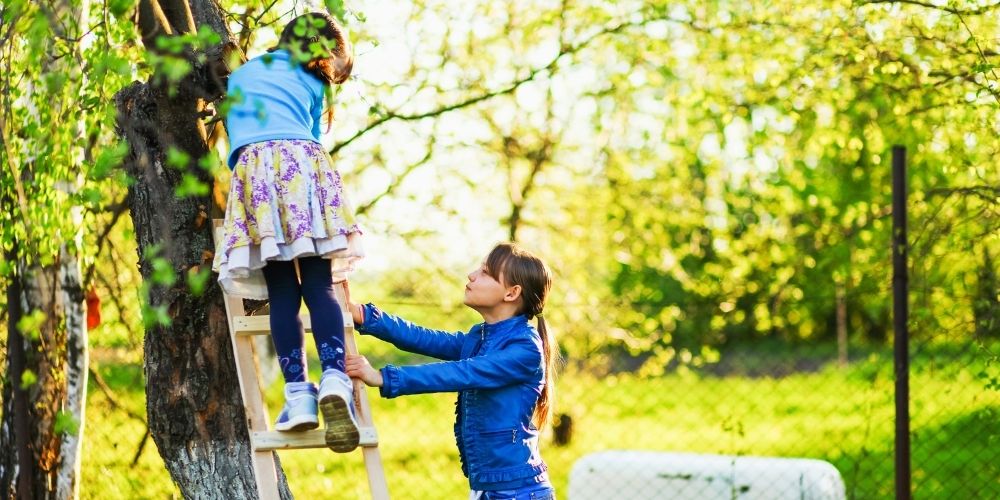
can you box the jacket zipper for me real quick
[463,323,487,470]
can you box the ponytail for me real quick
[534,315,558,429]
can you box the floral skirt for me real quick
[213,139,363,299]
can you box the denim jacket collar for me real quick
[482,314,528,336]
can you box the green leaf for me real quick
[78,186,104,208]
[196,25,221,47]
[162,56,192,83]
[20,369,37,389]
[108,0,134,18]
[972,62,994,74]
[91,142,129,179]
[141,303,172,329]
[293,18,308,37]
[16,309,46,342]
[54,410,81,435]
[187,266,212,296]
[198,154,222,176]
[151,257,176,286]
[166,147,191,169]
[174,173,209,198]
[326,0,348,23]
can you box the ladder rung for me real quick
[233,314,355,336]
[252,427,378,451]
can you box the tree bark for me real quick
[57,247,88,500]
[114,0,291,497]
[0,253,34,500]
[0,252,84,500]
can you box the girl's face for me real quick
[463,261,509,310]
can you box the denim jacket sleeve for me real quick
[356,304,467,361]
[378,336,542,398]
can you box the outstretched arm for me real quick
[349,302,469,361]
[375,336,543,398]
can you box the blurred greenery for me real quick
[83,339,999,499]
[2,0,998,497]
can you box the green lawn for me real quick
[81,341,999,499]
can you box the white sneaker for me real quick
[273,382,319,432]
[318,369,360,452]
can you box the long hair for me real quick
[269,12,353,128]
[484,243,557,429]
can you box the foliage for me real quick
[82,341,999,499]
[0,0,139,270]
[2,0,997,495]
[0,0,147,355]
[282,0,999,377]
[523,0,1000,374]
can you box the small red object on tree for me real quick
[86,288,101,329]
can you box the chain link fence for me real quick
[81,269,999,499]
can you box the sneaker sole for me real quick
[320,394,360,453]
[274,417,319,432]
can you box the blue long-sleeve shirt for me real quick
[357,304,550,491]
[224,50,325,169]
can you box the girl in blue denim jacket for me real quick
[345,243,557,500]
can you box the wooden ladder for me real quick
[213,221,390,499]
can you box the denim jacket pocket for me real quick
[477,428,522,469]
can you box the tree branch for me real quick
[82,198,130,288]
[862,0,1000,16]
[330,14,673,156]
[354,137,436,217]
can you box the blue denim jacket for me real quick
[357,305,549,491]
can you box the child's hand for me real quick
[345,301,364,326]
[345,354,383,387]
[342,281,364,326]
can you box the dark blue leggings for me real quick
[262,256,346,383]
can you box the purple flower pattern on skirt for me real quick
[213,139,363,297]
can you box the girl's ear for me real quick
[504,284,522,303]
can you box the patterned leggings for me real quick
[262,256,346,383]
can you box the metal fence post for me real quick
[892,145,911,500]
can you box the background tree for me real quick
[0,0,104,496]
[111,0,300,496]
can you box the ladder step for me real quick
[233,314,355,336]
[252,427,378,451]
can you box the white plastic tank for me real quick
[568,450,846,500]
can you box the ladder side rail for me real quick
[215,221,282,500]
[336,281,391,500]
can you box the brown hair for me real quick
[269,12,353,128]
[484,243,557,429]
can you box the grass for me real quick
[80,340,1000,499]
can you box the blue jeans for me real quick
[479,483,555,500]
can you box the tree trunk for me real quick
[113,0,291,497]
[57,247,88,500]
[0,254,34,500]
[0,1,91,496]
[0,250,85,500]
